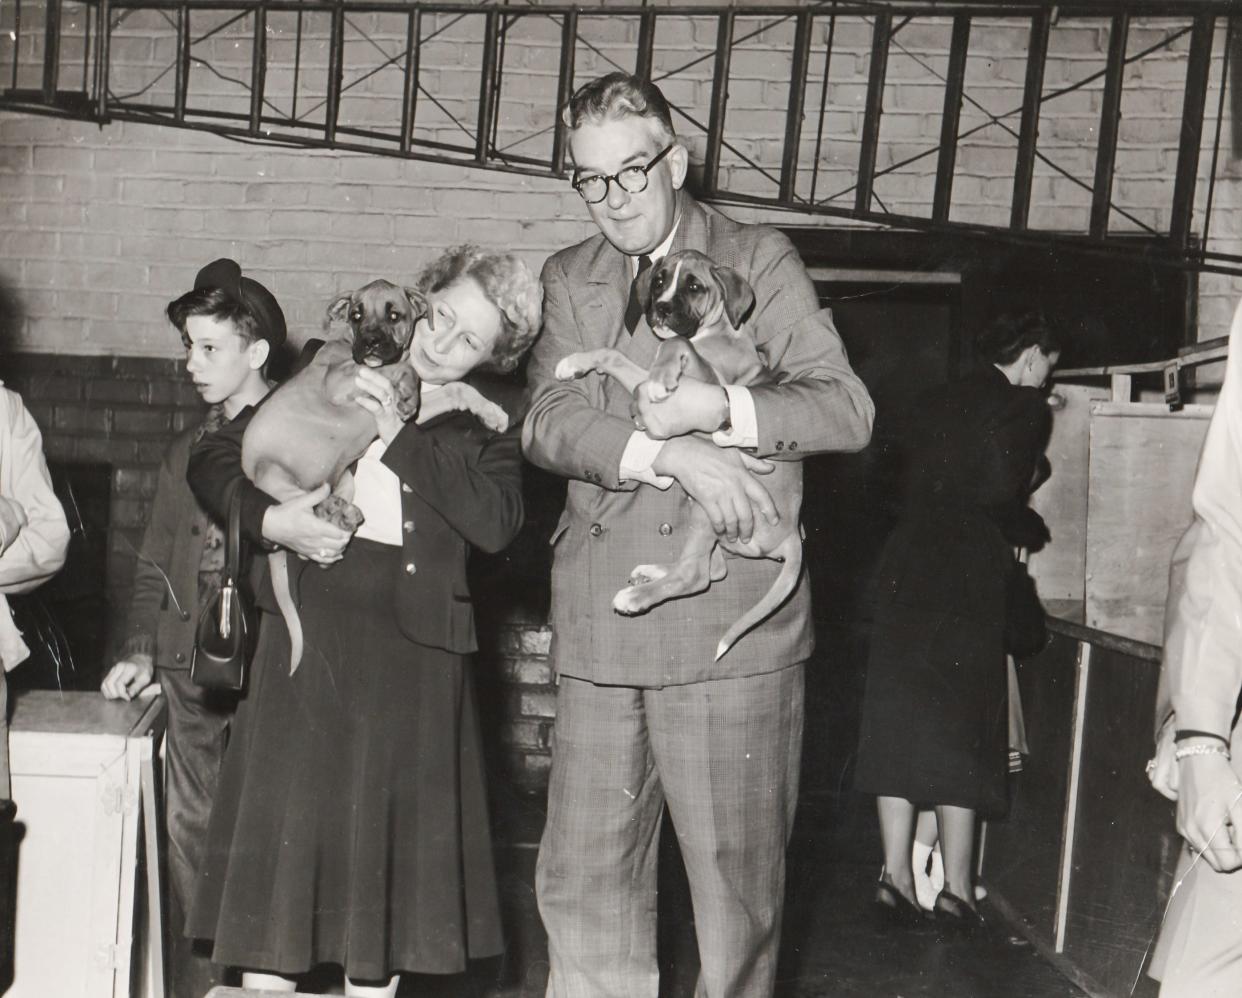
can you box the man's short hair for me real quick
[563,72,676,145]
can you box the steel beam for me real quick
[1089,13,1129,239]
[933,15,970,223]
[1170,14,1214,249]
[856,12,891,215]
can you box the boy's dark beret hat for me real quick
[194,258,287,349]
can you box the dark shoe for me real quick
[933,889,986,934]
[875,878,930,929]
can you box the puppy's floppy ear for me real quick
[711,265,756,330]
[406,287,433,329]
[327,294,353,323]
[404,287,427,318]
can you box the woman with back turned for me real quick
[854,311,1060,930]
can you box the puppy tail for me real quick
[714,534,803,662]
[269,549,305,674]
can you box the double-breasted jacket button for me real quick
[174,652,186,664]
[658,522,673,536]
[404,562,417,575]
[403,520,415,533]
[589,523,604,537]
[789,441,798,452]
[401,483,413,494]
[775,441,785,451]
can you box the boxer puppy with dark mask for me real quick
[555,248,804,660]
[244,279,424,529]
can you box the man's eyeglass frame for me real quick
[572,144,675,205]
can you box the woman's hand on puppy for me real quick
[354,368,405,445]
[263,484,350,565]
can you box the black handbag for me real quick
[1005,558,1048,659]
[191,491,255,691]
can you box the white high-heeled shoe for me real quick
[914,842,987,907]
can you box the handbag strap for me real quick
[225,488,243,584]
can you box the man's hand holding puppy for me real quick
[632,370,774,544]
[652,436,776,545]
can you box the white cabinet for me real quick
[7,690,165,998]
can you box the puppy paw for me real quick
[613,587,651,616]
[627,564,667,586]
[476,400,509,433]
[644,379,676,403]
[442,382,508,432]
[555,355,591,381]
[393,387,420,421]
[391,368,421,421]
[315,495,365,531]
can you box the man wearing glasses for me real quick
[522,72,874,997]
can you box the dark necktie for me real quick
[624,254,653,335]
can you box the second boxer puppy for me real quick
[555,248,804,660]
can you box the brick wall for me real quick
[0,353,204,601]
[3,4,1242,786]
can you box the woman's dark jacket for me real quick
[186,347,525,655]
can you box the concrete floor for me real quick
[388,785,1099,998]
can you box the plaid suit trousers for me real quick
[536,665,805,997]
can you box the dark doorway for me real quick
[800,271,963,799]
[7,462,112,694]
[785,224,1194,803]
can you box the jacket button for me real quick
[174,652,185,664]
[789,441,798,452]
[401,483,413,494]
[180,610,191,621]
[190,525,200,536]
[405,562,416,575]
[775,441,784,451]
[589,523,603,537]
[659,522,672,536]
[403,520,414,533]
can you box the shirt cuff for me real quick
[712,385,758,449]
[619,432,674,490]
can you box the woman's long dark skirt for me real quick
[187,539,504,980]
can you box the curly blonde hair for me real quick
[416,245,543,374]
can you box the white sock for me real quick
[346,975,400,998]
[241,971,297,992]
[913,841,937,910]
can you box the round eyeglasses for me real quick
[572,144,674,204]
